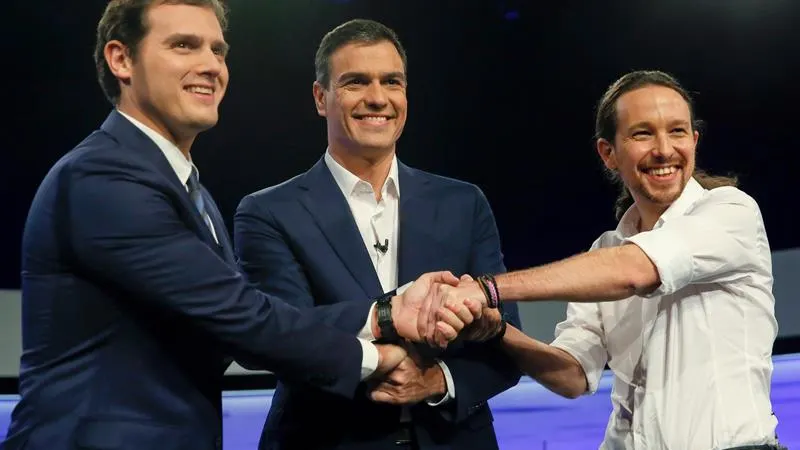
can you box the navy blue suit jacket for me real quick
[1,112,370,450]
[234,158,522,450]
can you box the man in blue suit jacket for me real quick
[234,19,522,450]
[2,4,466,450]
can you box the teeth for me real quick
[647,167,677,176]
[187,86,213,95]
[360,116,388,122]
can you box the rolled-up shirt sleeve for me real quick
[624,187,762,297]
[551,302,608,394]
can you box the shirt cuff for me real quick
[358,338,379,380]
[397,281,412,295]
[358,303,378,341]
[624,228,692,297]
[550,340,602,395]
[426,359,455,406]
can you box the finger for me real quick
[435,307,466,333]
[429,270,459,286]
[459,274,474,283]
[370,389,399,404]
[435,321,459,344]
[463,298,484,320]
[423,284,450,344]
[416,288,433,342]
[424,284,448,346]
[444,299,475,326]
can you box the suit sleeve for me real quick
[437,186,523,423]
[65,157,364,398]
[233,194,373,334]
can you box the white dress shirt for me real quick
[117,111,379,380]
[325,151,457,408]
[551,178,780,450]
[118,110,218,242]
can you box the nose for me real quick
[363,80,388,109]
[652,131,676,160]
[197,47,225,79]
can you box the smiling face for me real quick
[106,3,229,149]
[597,84,699,216]
[313,40,407,157]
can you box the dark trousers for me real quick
[391,423,419,450]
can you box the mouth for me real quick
[640,165,682,183]
[184,85,216,103]
[352,114,394,126]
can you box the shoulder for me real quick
[405,165,486,200]
[47,129,148,186]
[694,185,760,212]
[238,172,306,211]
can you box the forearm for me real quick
[501,325,587,399]
[498,245,659,303]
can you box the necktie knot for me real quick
[187,166,201,193]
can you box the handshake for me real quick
[368,271,507,404]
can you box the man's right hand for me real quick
[383,271,481,348]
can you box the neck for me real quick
[635,202,669,232]
[117,102,195,159]
[329,145,395,199]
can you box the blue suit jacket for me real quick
[1,112,369,450]
[234,158,522,450]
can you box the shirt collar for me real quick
[324,149,400,198]
[117,109,195,186]
[617,177,706,236]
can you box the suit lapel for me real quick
[299,158,384,298]
[100,110,227,259]
[397,163,436,286]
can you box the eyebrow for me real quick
[627,119,690,130]
[337,71,407,83]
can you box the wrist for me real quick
[375,293,399,343]
[371,304,381,339]
[424,363,447,397]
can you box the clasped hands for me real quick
[369,272,505,405]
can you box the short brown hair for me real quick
[594,70,738,219]
[315,19,407,89]
[93,0,228,105]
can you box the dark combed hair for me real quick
[314,18,407,88]
[93,0,228,105]
[594,70,738,219]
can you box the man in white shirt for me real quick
[2,3,469,450]
[438,70,784,450]
[235,18,521,450]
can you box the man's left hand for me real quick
[368,351,446,406]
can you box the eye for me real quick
[670,127,688,135]
[172,41,191,50]
[632,130,651,138]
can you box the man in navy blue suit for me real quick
[235,19,522,450]
[1,4,474,450]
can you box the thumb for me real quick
[370,389,396,404]
[459,273,474,283]
[431,270,459,286]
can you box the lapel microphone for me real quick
[374,238,389,255]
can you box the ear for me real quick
[312,81,327,117]
[693,129,700,147]
[104,40,133,84]
[596,138,617,170]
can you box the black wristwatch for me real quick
[375,292,400,343]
